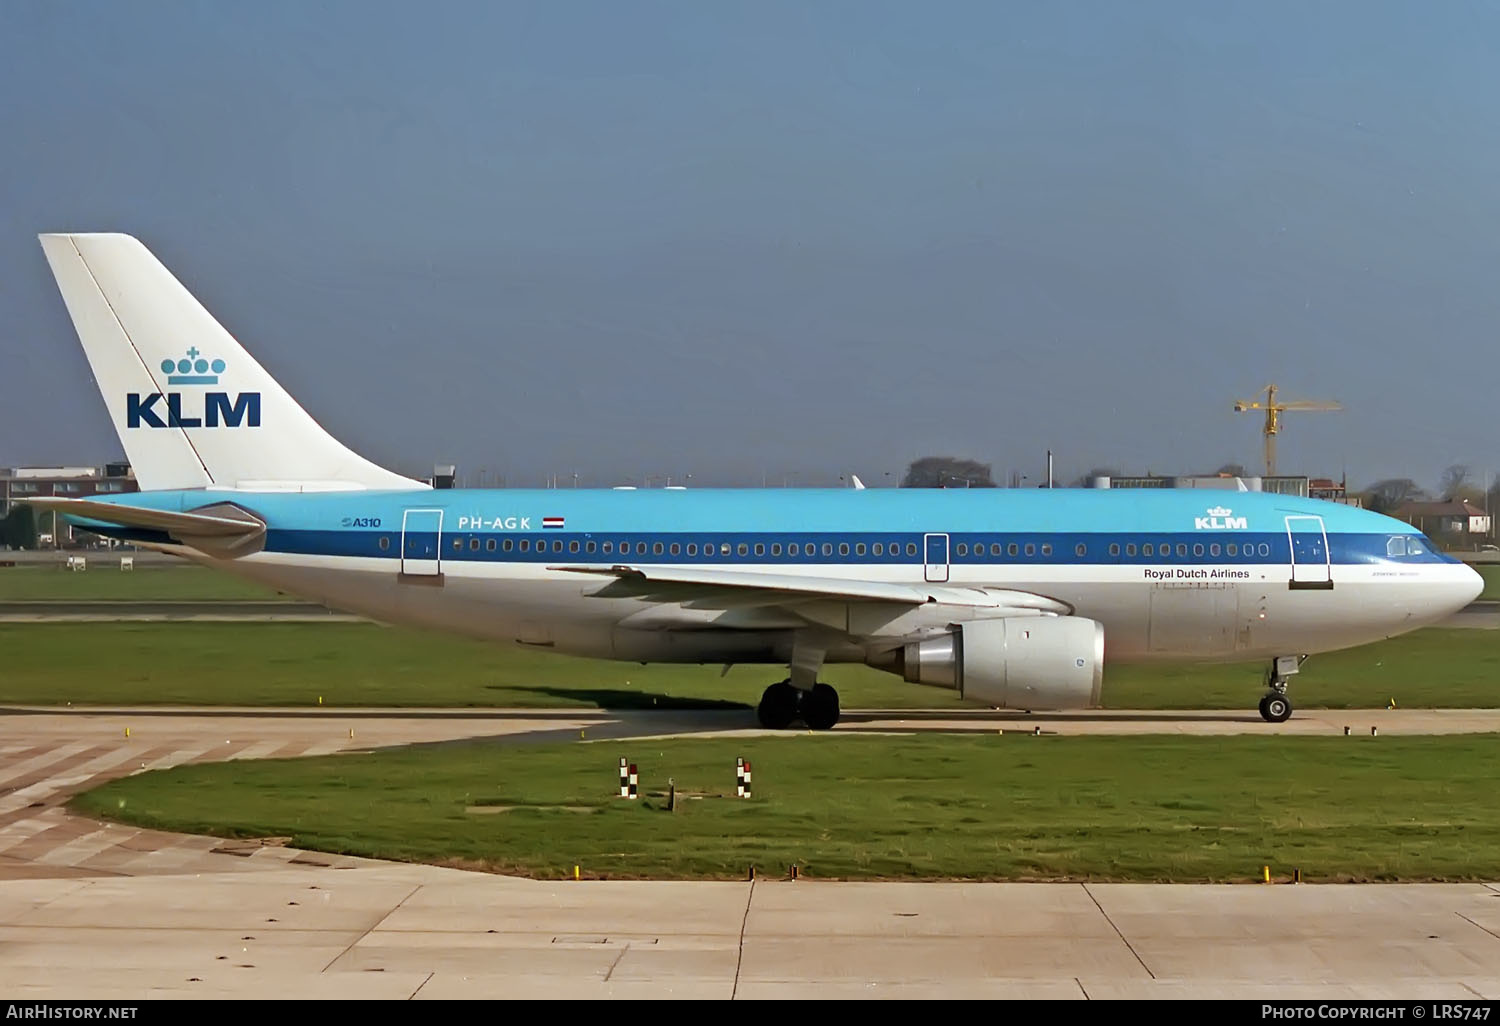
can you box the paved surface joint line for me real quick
[1083,883,1156,980]
[732,877,755,1000]
[1457,912,1500,943]
[320,882,423,974]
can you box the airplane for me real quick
[24,233,1484,729]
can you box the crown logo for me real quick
[1207,506,1232,517]
[160,347,226,386]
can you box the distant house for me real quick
[1393,500,1492,537]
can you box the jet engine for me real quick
[885,616,1104,710]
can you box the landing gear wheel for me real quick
[800,683,841,731]
[757,680,800,730]
[1259,693,1292,723]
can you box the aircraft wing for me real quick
[19,497,265,542]
[549,564,1071,613]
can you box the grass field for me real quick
[0,622,1494,710]
[72,733,1500,882]
[0,565,283,601]
[1480,564,1500,601]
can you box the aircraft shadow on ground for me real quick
[491,685,752,712]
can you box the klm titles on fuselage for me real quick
[127,350,260,429]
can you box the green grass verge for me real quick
[0,565,283,601]
[1479,564,1500,601]
[72,733,1500,881]
[0,623,1495,709]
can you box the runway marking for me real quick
[37,825,143,868]
[0,809,68,854]
[0,742,94,790]
[136,746,217,774]
[225,740,291,761]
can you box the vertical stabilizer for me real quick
[39,233,426,492]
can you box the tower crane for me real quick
[1232,384,1342,477]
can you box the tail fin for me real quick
[38,233,425,493]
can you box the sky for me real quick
[1,1,1497,492]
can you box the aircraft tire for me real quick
[801,683,841,731]
[1260,693,1292,723]
[757,680,800,730]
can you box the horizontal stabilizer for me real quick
[19,497,265,541]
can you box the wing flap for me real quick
[549,564,1071,613]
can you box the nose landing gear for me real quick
[1258,655,1304,723]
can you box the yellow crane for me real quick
[1232,384,1342,477]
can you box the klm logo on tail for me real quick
[128,348,260,429]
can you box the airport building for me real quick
[1087,473,1361,505]
[0,463,139,545]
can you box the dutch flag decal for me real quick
[542,516,565,529]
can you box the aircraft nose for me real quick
[1459,563,1485,605]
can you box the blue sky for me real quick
[2,2,1497,490]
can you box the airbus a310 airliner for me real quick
[26,234,1483,729]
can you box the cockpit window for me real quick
[1387,536,1407,558]
[1406,536,1429,557]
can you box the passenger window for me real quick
[1075,543,1086,557]
[378,536,390,551]
[503,539,513,552]
[772,543,783,556]
[736,543,748,556]
[1041,543,1052,556]
[872,543,883,556]
[990,543,1002,556]
[855,543,866,556]
[469,538,480,551]
[686,543,696,556]
[1209,543,1220,557]
[1259,543,1270,557]
[823,543,833,556]
[721,543,732,556]
[670,543,680,555]
[1125,543,1137,557]
[838,543,850,556]
[1192,543,1204,557]
[1025,543,1035,556]
[906,542,917,556]
[520,540,530,552]
[452,538,463,551]
[600,541,610,554]
[1226,543,1236,556]
[653,542,664,555]
[1176,543,1187,557]
[1142,543,1153,557]
[1007,543,1018,557]
[569,540,579,553]
[956,543,968,556]
[786,543,797,556]
[755,543,765,556]
[486,538,497,552]
[1109,543,1120,557]
[554,540,564,552]
[586,541,596,553]
[1387,536,1407,557]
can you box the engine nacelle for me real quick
[890,616,1105,710]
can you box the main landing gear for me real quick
[1258,655,1304,723]
[757,680,841,731]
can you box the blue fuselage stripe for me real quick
[261,529,1441,567]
